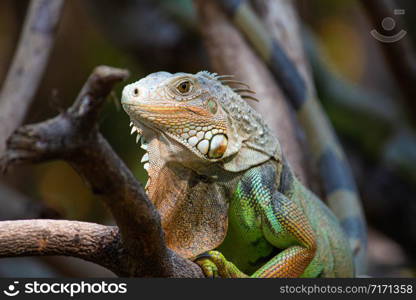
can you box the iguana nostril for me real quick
[133,88,139,97]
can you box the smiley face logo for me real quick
[370,9,407,43]
[3,281,20,297]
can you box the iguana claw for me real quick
[194,251,248,278]
[194,253,220,278]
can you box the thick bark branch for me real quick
[0,66,203,277]
[0,0,65,154]
[195,0,309,185]
[250,0,326,195]
[0,220,126,276]
[0,219,202,278]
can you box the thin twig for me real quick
[0,0,65,154]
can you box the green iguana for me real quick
[121,71,354,277]
[214,0,368,275]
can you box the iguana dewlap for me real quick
[121,71,354,277]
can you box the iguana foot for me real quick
[194,251,248,278]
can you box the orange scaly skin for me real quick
[121,71,354,277]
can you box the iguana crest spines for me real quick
[121,71,281,174]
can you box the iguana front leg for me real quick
[196,170,322,278]
[195,251,248,278]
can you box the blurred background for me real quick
[0,0,415,277]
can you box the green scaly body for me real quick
[121,70,357,277]
[202,161,353,277]
[213,0,367,275]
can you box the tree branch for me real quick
[0,220,127,276]
[195,0,310,186]
[0,219,202,278]
[0,66,203,277]
[0,0,65,154]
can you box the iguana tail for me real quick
[215,0,367,275]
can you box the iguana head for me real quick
[121,71,279,175]
[121,71,280,258]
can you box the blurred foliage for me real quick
[35,162,108,222]
[317,17,365,81]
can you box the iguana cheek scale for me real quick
[121,71,354,277]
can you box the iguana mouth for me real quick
[123,101,229,161]
[129,121,151,191]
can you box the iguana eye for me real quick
[177,80,192,94]
[207,99,218,114]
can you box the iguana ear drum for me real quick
[208,134,228,158]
